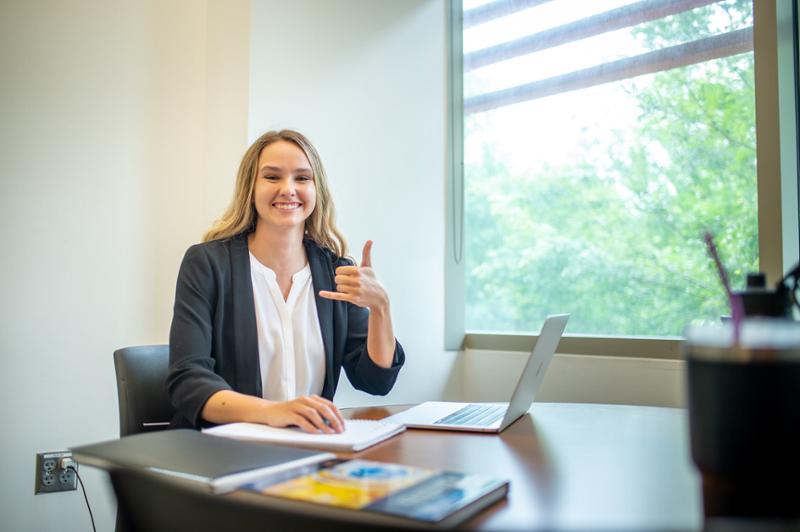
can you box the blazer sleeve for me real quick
[166,245,232,427]
[338,259,405,395]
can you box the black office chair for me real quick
[113,345,175,437]
[110,467,415,532]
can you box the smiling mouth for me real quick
[273,202,302,210]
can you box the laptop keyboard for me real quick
[434,404,506,427]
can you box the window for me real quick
[446,0,799,351]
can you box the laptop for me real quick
[384,314,569,433]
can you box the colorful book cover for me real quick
[245,459,509,524]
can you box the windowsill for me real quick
[464,332,682,360]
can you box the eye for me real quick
[296,175,312,182]
[262,175,280,181]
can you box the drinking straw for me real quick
[703,232,744,344]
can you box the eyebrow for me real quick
[259,165,313,174]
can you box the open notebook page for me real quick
[203,419,405,452]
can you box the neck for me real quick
[248,223,306,273]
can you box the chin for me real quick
[267,217,308,230]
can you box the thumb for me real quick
[360,240,373,268]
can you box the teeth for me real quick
[274,203,300,210]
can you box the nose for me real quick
[278,177,296,196]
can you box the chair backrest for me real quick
[110,467,406,532]
[113,345,175,437]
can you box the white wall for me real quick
[0,2,249,531]
[248,0,462,407]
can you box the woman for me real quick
[167,130,404,432]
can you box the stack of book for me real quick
[242,457,509,528]
[72,426,509,528]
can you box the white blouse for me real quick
[249,252,326,401]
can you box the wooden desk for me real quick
[343,402,702,531]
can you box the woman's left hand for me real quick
[319,240,389,311]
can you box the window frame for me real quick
[445,0,800,356]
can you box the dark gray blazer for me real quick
[166,232,405,429]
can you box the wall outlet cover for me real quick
[35,451,77,494]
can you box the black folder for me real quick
[71,429,334,493]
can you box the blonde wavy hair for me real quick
[203,130,348,257]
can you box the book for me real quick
[240,458,510,528]
[70,429,334,493]
[202,419,405,452]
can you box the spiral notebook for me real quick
[203,419,405,452]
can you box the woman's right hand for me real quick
[258,395,345,434]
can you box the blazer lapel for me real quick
[230,233,261,396]
[305,240,335,395]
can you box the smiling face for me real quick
[252,140,317,236]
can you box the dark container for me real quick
[684,321,800,519]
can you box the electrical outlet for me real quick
[35,451,77,494]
